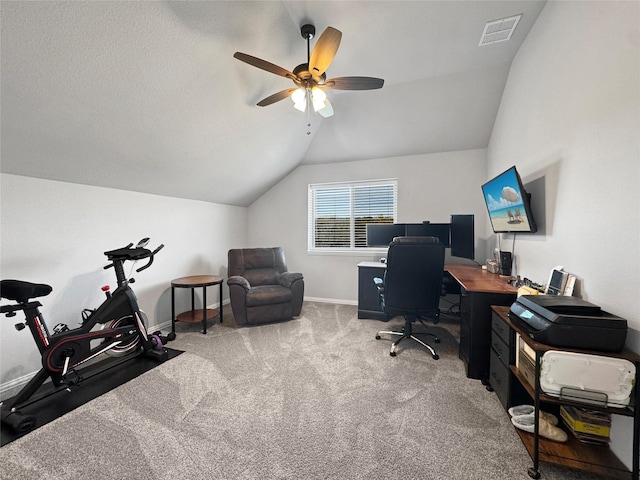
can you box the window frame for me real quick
[307,178,398,254]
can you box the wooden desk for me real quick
[357,262,518,380]
[446,265,517,381]
[445,264,517,295]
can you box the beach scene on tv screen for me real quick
[483,169,533,232]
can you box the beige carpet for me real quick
[0,302,605,479]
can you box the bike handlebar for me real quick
[103,240,164,273]
[135,244,164,273]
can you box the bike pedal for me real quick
[146,348,168,363]
[53,323,70,334]
[152,331,171,344]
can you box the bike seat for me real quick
[0,280,52,303]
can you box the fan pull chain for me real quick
[306,89,311,135]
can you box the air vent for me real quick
[479,14,522,46]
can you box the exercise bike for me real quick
[0,239,166,434]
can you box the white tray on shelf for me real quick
[540,350,635,407]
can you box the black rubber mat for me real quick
[1,347,182,446]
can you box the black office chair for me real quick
[374,236,445,359]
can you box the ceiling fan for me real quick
[234,24,384,118]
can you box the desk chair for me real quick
[374,236,445,359]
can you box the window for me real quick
[308,179,398,251]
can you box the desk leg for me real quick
[171,286,176,336]
[529,350,542,479]
[202,286,207,334]
[219,281,223,323]
[633,358,640,480]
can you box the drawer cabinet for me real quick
[458,288,516,381]
[490,348,510,409]
[489,311,526,410]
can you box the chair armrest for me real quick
[373,276,384,294]
[278,272,303,288]
[227,275,250,291]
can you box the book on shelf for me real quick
[560,405,611,445]
[515,333,536,388]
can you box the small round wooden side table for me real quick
[171,275,223,335]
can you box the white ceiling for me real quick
[1,1,546,206]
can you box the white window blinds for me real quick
[308,179,398,251]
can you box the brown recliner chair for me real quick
[227,247,304,326]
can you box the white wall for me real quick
[487,1,639,469]
[247,149,488,303]
[0,173,247,396]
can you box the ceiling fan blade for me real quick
[256,88,298,107]
[308,27,342,78]
[324,76,385,90]
[318,98,334,118]
[234,52,296,80]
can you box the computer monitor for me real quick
[405,223,450,247]
[450,214,474,260]
[366,223,406,247]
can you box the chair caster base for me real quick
[375,335,381,340]
[390,351,397,357]
[432,354,439,360]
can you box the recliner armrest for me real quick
[277,272,303,288]
[227,275,251,291]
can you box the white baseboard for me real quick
[304,296,357,306]
[205,299,229,310]
[152,320,173,334]
[0,372,36,401]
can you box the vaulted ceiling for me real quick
[1,1,546,206]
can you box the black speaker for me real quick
[500,251,512,276]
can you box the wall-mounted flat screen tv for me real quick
[481,166,537,233]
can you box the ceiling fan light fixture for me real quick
[292,87,307,111]
[317,100,334,118]
[311,87,327,112]
[234,24,383,119]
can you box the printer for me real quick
[509,295,628,352]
